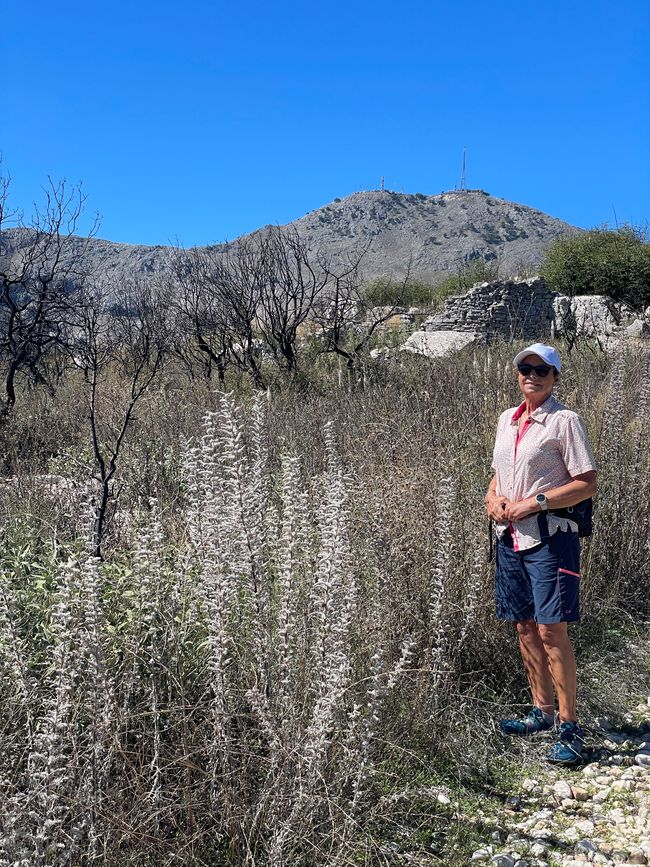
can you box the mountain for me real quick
[0,189,580,287]
[285,189,579,281]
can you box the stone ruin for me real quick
[398,276,650,359]
[423,277,555,341]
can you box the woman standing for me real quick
[485,343,597,765]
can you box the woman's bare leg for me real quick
[537,622,577,722]
[516,619,555,714]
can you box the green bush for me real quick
[542,225,650,311]
[361,276,436,308]
[433,258,500,305]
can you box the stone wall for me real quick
[423,277,555,340]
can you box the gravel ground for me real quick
[468,699,650,867]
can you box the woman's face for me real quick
[517,353,558,403]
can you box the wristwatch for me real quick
[535,493,548,512]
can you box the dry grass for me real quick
[0,342,648,865]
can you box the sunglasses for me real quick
[517,363,553,377]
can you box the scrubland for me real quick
[0,344,648,866]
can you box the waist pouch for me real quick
[547,498,593,538]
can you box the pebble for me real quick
[461,696,650,867]
[593,787,611,803]
[575,839,599,855]
[554,780,574,800]
[574,820,596,835]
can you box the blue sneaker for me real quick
[546,721,585,765]
[499,706,554,736]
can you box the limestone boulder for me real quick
[400,329,480,358]
[553,295,633,338]
[625,318,650,339]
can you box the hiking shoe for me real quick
[546,721,586,765]
[499,706,554,736]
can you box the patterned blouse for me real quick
[491,394,597,551]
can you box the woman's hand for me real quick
[503,497,538,522]
[485,493,510,522]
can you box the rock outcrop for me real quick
[400,278,649,360]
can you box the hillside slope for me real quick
[0,190,580,288]
[287,189,579,282]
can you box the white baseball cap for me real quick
[513,343,561,372]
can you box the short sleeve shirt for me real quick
[491,394,597,551]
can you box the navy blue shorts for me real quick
[495,528,581,624]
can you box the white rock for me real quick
[593,787,611,803]
[400,329,480,358]
[522,778,539,793]
[369,347,394,360]
[491,856,516,867]
[611,779,634,792]
[554,780,574,799]
[637,753,650,767]
[553,294,626,338]
[625,318,650,338]
[574,820,595,835]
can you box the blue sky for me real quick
[2,0,649,246]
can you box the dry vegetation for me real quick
[0,342,649,866]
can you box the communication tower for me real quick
[460,148,467,191]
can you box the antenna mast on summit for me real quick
[460,147,467,191]
[380,176,385,191]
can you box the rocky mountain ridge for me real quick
[0,190,580,288]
